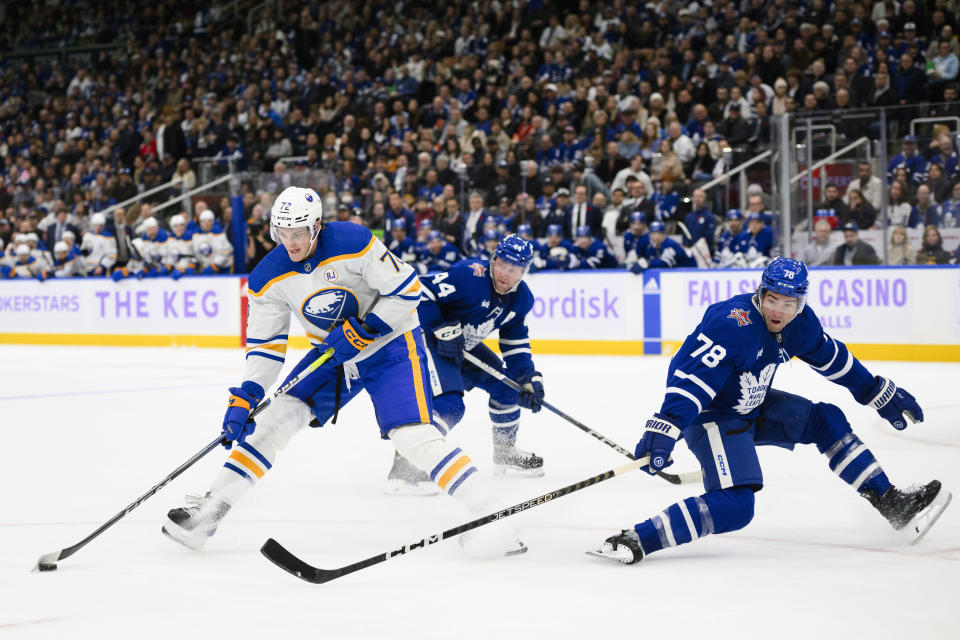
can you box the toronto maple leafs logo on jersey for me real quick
[463,307,505,349]
[727,308,751,326]
[301,287,359,331]
[733,363,777,415]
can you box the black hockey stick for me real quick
[261,455,650,584]
[462,351,703,485]
[33,348,335,572]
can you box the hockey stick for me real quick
[462,351,703,486]
[261,455,650,584]
[676,220,713,268]
[32,347,335,572]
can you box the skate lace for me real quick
[184,492,210,506]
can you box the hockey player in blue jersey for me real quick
[416,230,461,274]
[573,225,618,269]
[629,221,695,273]
[386,233,547,493]
[713,209,744,266]
[623,211,649,270]
[472,228,501,261]
[163,186,525,557]
[591,257,951,565]
[532,224,579,271]
[730,212,773,266]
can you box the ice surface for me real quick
[1,345,958,638]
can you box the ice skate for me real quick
[861,480,952,545]
[383,452,440,496]
[586,529,644,565]
[161,492,231,551]
[459,524,528,559]
[493,443,545,478]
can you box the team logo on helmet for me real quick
[301,288,359,331]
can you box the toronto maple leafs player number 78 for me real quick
[591,257,951,565]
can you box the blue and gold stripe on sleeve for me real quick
[245,333,288,363]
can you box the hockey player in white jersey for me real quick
[80,213,117,276]
[191,210,233,274]
[1,243,48,279]
[162,186,524,558]
[168,214,196,279]
[137,217,171,277]
[51,241,86,277]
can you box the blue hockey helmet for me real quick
[726,209,743,220]
[419,219,433,230]
[758,257,809,313]
[629,210,646,224]
[494,233,534,268]
[517,223,533,237]
[649,220,666,233]
[575,225,592,238]
[546,224,563,237]
[484,228,502,241]
[427,229,444,242]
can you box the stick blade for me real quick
[260,538,340,584]
[33,550,62,573]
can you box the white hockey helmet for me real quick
[199,210,215,223]
[54,241,69,254]
[144,216,159,228]
[62,230,76,241]
[16,243,30,256]
[91,212,106,227]
[269,186,323,243]
[169,214,186,230]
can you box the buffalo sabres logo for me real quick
[727,308,752,327]
[301,287,359,331]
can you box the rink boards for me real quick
[0,265,957,361]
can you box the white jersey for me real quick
[192,229,233,271]
[244,222,422,392]
[168,230,195,269]
[139,229,172,269]
[52,254,87,278]
[6,256,46,278]
[80,230,118,273]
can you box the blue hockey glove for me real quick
[110,269,125,282]
[629,258,649,275]
[517,371,545,412]
[222,381,265,449]
[635,414,681,475]
[434,322,465,365]
[866,376,923,430]
[323,316,375,365]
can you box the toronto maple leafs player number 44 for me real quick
[386,233,547,493]
[591,257,951,565]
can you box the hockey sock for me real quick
[821,433,891,495]
[389,423,486,509]
[633,487,755,555]
[211,441,273,505]
[489,399,520,448]
[432,392,465,435]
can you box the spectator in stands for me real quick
[929,40,959,101]
[844,162,883,209]
[565,185,601,240]
[887,226,917,266]
[883,180,913,227]
[941,182,960,227]
[917,225,952,264]
[685,143,716,183]
[846,190,878,230]
[801,219,837,267]
[833,222,880,265]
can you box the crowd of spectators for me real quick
[2,0,960,279]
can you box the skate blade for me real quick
[585,546,635,564]
[905,489,952,546]
[493,464,545,478]
[382,479,440,497]
[161,520,211,551]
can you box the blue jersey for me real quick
[533,238,579,271]
[387,236,418,263]
[417,241,461,273]
[623,230,649,259]
[642,237,695,268]
[682,209,716,248]
[887,152,929,185]
[651,191,679,222]
[418,259,535,379]
[575,238,618,269]
[660,293,876,427]
[731,227,773,257]
[908,204,940,229]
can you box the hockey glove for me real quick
[323,316,375,365]
[434,322,465,365]
[517,371,545,413]
[222,381,265,449]
[635,414,681,475]
[866,376,923,430]
[629,258,649,275]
